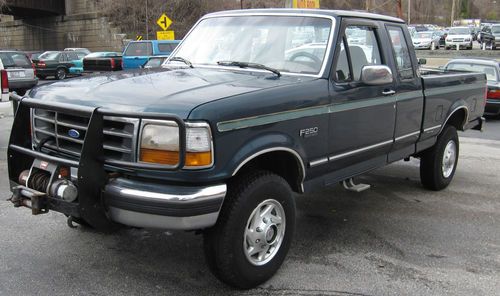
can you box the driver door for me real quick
[326,19,397,179]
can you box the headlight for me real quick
[139,120,213,168]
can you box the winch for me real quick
[10,159,78,214]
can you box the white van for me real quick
[0,58,9,102]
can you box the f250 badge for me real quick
[299,127,319,138]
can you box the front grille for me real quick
[32,109,138,161]
[452,38,464,42]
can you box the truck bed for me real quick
[419,68,486,147]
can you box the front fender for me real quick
[223,131,306,178]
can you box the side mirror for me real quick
[418,58,427,65]
[360,65,393,86]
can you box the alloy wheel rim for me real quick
[243,199,286,266]
[442,140,457,178]
[57,69,65,79]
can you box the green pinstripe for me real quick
[217,82,483,132]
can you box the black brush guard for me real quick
[7,93,187,232]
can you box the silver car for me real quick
[412,31,441,50]
[0,51,38,95]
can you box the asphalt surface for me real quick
[1,97,499,295]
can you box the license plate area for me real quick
[7,71,26,78]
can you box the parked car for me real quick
[491,25,500,49]
[83,52,123,72]
[33,51,80,80]
[445,58,500,117]
[445,26,473,49]
[68,52,87,75]
[64,48,91,55]
[0,58,8,102]
[0,50,38,95]
[142,55,169,69]
[412,31,441,49]
[7,9,486,289]
[477,25,495,48]
[122,40,180,69]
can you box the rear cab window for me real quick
[386,25,415,80]
[125,42,153,56]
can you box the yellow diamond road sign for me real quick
[157,13,172,31]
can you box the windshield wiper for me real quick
[217,61,281,77]
[168,56,193,68]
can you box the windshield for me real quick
[38,51,60,60]
[416,32,432,39]
[447,63,498,82]
[492,26,500,34]
[448,28,470,35]
[170,15,333,75]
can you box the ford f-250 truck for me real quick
[7,9,486,289]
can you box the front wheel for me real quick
[420,125,459,191]
[203,170,295,289]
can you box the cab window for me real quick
[387,26,414,80]
[334,25,383,82]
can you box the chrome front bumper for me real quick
[104,178,226,230]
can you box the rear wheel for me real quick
[203,170,295,289]
[420,125,459,191]
[55,68,67,80]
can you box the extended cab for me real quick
[7,9,486,289]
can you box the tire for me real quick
[420,125,459,191]
[203,170,296,289]
[55,68,67,80]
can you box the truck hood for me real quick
[28,67,313,119]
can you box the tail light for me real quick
[110,58,116,69]
[488,89,500,100]
[32,62,37,76]
[1,70,8,94]
[37,61,46,68]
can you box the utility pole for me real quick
[365,0,371,11]
[450,0,456,26]
[145,0,149,40]
[407,0,411,24]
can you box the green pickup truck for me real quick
[7,9,485,289]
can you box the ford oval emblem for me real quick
[68,129,80,139]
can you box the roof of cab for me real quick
[205,8,404,23]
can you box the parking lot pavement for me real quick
[1,103,499,296]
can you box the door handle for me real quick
[382,90,396,96]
